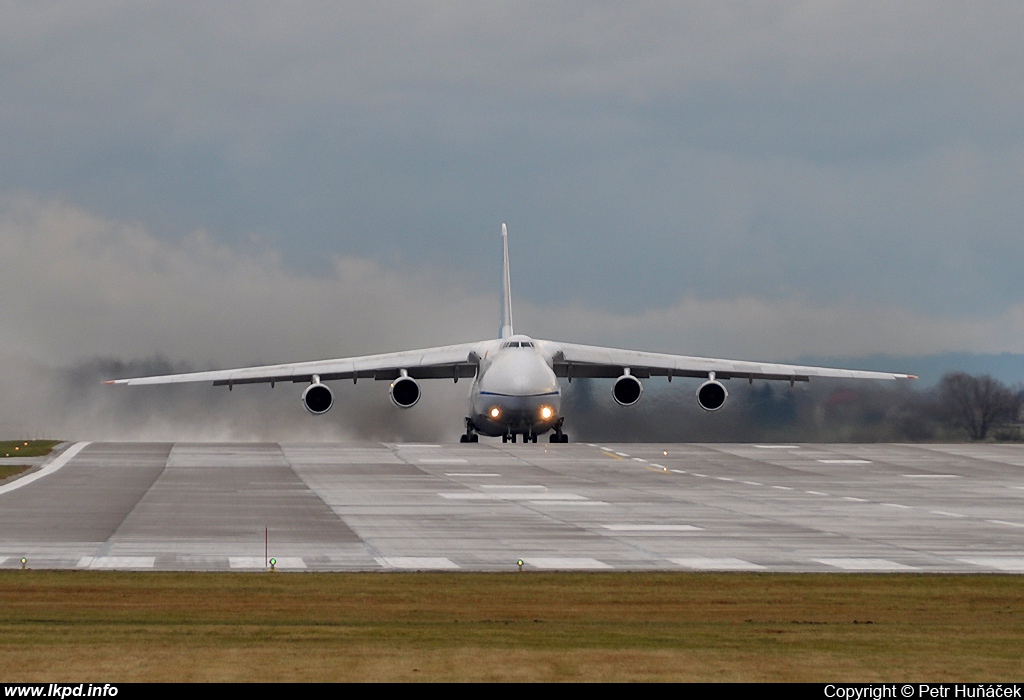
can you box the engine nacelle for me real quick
[612,374,643,406]
[302,382,334,414]
[696,379,728,412]
[389,375,421,408]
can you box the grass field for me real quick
[0,571,1020,681]
[0,465,31,480]
[0,440,61,459]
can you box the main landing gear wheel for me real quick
[460,418,479,443]
[549,417,569,443]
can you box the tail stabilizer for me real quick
[499,223,514,339]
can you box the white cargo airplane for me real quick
[109,224,916,443]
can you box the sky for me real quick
[1,2,1023,438]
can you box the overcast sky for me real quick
[3,1,1024,373]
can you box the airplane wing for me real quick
[106,342,486,387]
[542,341,916,383]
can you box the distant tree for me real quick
[936,372,1020,440]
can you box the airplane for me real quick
[108,224,916,443]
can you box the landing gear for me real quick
[460,418,479,443]
[549,417,569,443]
[502,431,538,444]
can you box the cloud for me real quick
[0,194,490,367]
[1,3,1023,322]
[3,194,1023,366]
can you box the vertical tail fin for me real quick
[499,223,514,339]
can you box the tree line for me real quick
[563,371,1023,443]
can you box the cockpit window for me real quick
[502,341,533,348]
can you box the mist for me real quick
[0,354,469,443]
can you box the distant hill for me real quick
[792,353,1024,387]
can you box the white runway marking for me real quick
[670,557,765,570]
[378,556,458,570]
[525,557,611,570]
[818,459,872,464]
[755,445,799,449]
[816,558,916,571]
[445,473,500,477]
[419,458,468,464]
[531,500,608,506]
[957,557,1024,572]
[439,491,588,501]
[229,557,306,569]
[0,442,90,496]
[986,519,1024,528]
[518,494,588,500]
[603,524,702,531]
[79,556,155,569]
[480,484,546,490]
[903,474,960,478]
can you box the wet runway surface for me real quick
[1,441,1022,572]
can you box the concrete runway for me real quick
[1,441,1022,572]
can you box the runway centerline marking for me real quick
[604,524,702,531]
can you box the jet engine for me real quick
[696,379,728,412]
[389,375,421,408]
[612,374,643,406]
[302,382,334,414]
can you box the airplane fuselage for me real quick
[468,334,561,439]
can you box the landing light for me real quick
[539,406,553,420]
[489,407,501,419]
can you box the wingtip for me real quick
[103,380,117,385]
[501,223,507,236]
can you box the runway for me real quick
[1,441,1022,572]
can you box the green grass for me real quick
[0,440,61,459]
[0,465,31,480]
[0,571,1020,681]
